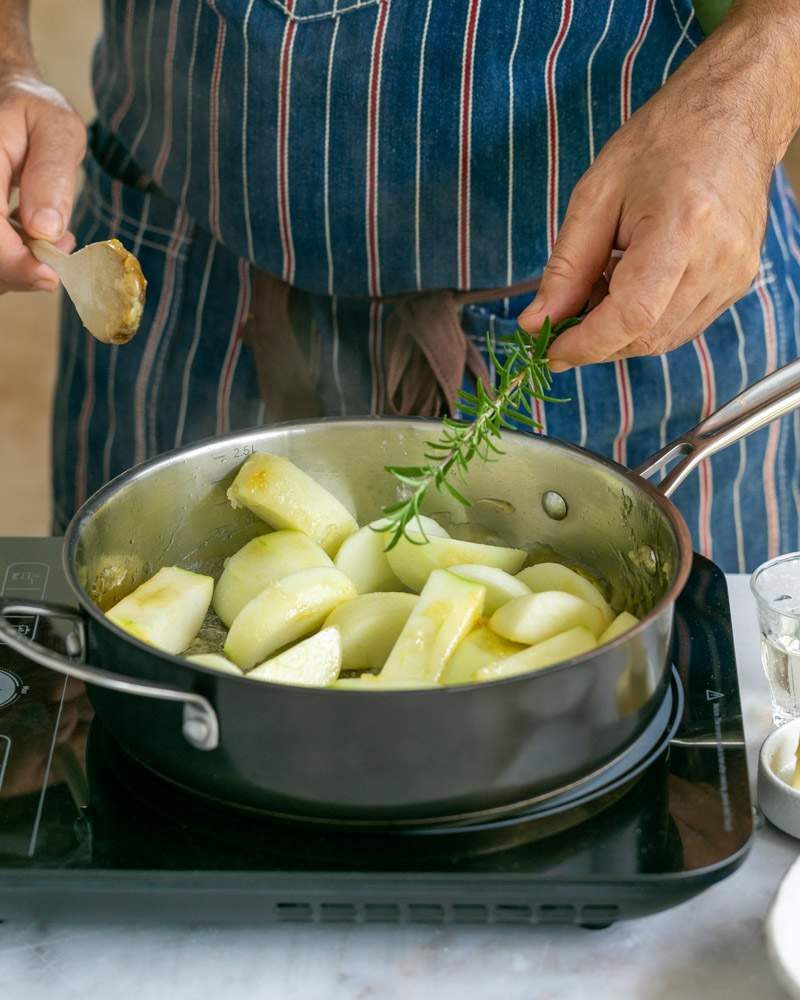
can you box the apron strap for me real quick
[241,271,541,421]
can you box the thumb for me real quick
[18,108,85,241]
[519,182,618,335]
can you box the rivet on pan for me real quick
[542,491,568,520]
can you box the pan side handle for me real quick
[0,600,219,751]
[635,357,800,497]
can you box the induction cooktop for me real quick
[0,538,753,927]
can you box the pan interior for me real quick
[71,420,685,625]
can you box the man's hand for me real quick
[0,71,85,294]
[519,3,800,370]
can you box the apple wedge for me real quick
[334,516,447,594]
[324,592,418,671]
[450,565,531,616]
[491,590,607,646]
[598,611,640,645]
[224,567,356,670]
[440,624,526,685]
[106,566,213,655]
[477,626,598,681]
[386,533,526,593]
[213,530,333,627]
[186,653,243,675]
[227,452,358,556]
[517,562,613,625]
[379,569,485,684]
[248,628,342,687]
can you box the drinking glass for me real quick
[751,552,800,725]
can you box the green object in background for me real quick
[693,0,733,34]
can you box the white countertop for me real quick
[3,575,798,1000]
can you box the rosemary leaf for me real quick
[379,315,578,544]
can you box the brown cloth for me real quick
[240,270,541,422]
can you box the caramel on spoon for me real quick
[14,221,147,344]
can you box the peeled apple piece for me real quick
[213,530,333,627]
[517,563,613,625]
[324,592,417,671]
[248,628,342,687]
[477,626,598,681]
[227,452,358,556]
[334,516,448,594]
[386,533,526,594]
[491,590,607,646]
[450,565,531,616]
[224,567,357,670]
[440,624,525,685]
[598,611,640,645]
[106,566,213,655]
[380,569,485,684]
[186,653,242,675]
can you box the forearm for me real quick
[701,0,800,164]
[0,0,35,76]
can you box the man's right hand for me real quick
[0,71,85,294]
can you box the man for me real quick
[0,0,798,570]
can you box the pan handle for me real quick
[635,356,800,497]
[0,600,219,751]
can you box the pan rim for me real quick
[62,416,694,693]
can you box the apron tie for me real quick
[241,272,541,421]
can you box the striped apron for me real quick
[53,0,800,571]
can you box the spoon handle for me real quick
[8,217,69,273]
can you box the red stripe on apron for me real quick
[277,1,298,284]
[153,0,181,184]
[613,0,655,466]
[366,0,390,298]
[208,4,227,243]
[458,0,482,291]
[110,0,137,133]
[539,0,573,432]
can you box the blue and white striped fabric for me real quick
[53,0,800,571]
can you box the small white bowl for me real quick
[758,718,800,839]
[767,857,800,999]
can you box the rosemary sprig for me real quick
[380,315,580,550]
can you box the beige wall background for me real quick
[1,1,800,535]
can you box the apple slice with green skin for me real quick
[227,452,358,556]
[598,611,640,645]
[333,516,447,594]
[106,566,213,655]
[186,653,242,675]
[491,590,607,646]
[224,567,357,670]
[248,628,342,687]
[379,569,485,684]
[324,592,418,671]
[477,626,598,681]
[516,563,613,625]
[213,530,333,627]
[450,565,531,616]
[386,533,526,594]
[440,624,526,685]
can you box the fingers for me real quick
[607,291,728,360]
[519,179,619,333]
[18,108,86,241]
[547,220,690,370]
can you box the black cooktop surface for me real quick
[0,539,753,927]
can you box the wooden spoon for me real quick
[13,220,147,344]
